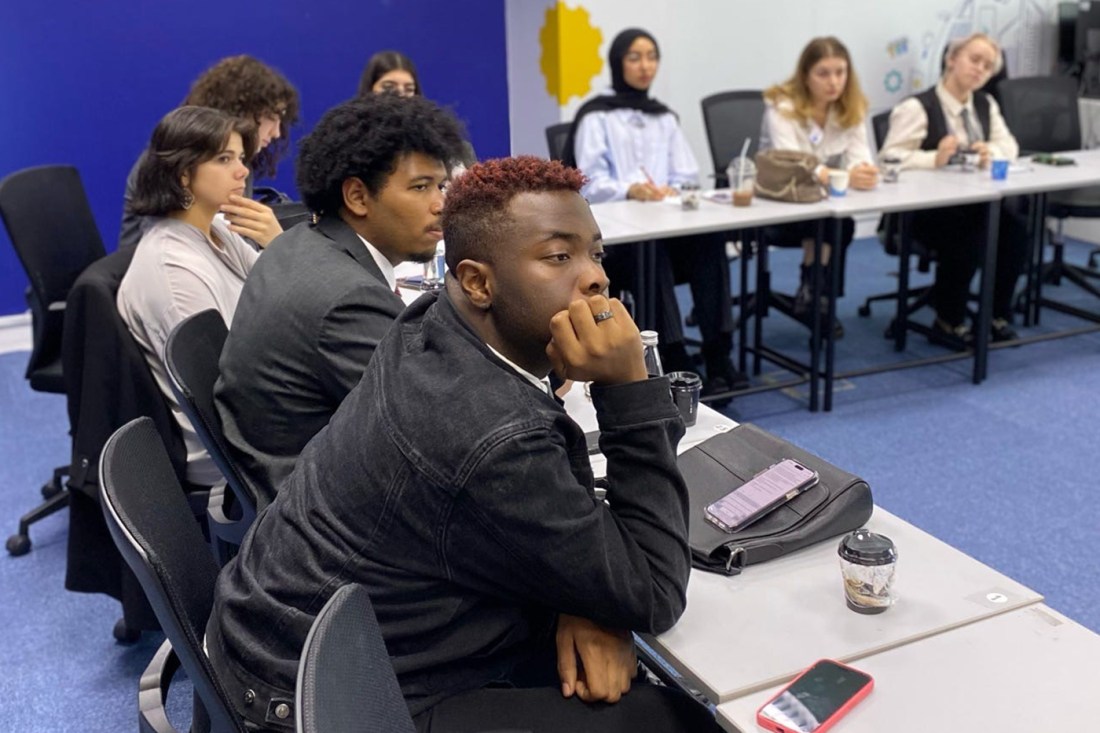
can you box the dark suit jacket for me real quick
[62,246,189,630]
[215,215,404,508]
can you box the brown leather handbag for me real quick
[754,150,828,203]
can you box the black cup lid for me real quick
[838,528,897,565]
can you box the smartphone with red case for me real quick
[756,659,873,733]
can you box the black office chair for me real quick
[997,75,1100,318]
[296,583,416,733]
[700,90,763,187]
[165,309,258,566]
[545,121,573,162]
[701,90,842,338]
[99,417,247,733]
[857,111,937,331]
[0,165,106,555]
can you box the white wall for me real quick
[507,0,1059,165]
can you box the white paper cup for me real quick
[828,169,850,196]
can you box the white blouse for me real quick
[573,99,700,204]
[878,80,1019,170]
[117,216,259,485]
[760,97,874,170]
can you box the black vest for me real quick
[913,87,992,151]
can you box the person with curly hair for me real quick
[119,54,300,250]
[208,155,722,733]
[116,106,258,486]
[214,94,466,507]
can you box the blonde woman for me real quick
[761,36,877,336]
[880,32,1026,347]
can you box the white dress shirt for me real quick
[879,80,1019,170]
[573,94,700,203]
[355,233,398,292]
[760,97,874,170]
[117,216,258,485]
[486,344,554,398]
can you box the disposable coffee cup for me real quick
[667,371,702,427]
[990,158,1009,181]
[680,182,701,210]
[727,157,756,207]
[827,169,850,196]
[838,528,898,614]
[882,157,901,183]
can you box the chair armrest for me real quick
[139,639,184,733]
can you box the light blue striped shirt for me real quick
[573,100,700,204]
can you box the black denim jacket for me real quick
[207,289,691,721]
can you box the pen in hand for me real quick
[631,166,666,201]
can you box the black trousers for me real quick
[412,683,723,733]
[910,197,1029,326]
[603,233,733,348]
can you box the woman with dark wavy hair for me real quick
[117,105,260,486]
[120,54,301,249]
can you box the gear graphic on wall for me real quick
[539,2,603,105]
[884,69,903,93]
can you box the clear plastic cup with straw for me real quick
[727,138,755,207]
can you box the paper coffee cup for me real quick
[828,169,849,196]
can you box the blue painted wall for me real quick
[0,0,509,316]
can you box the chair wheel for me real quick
[858,304,871,317]
[41,480,63,500]
[113,618,141,644]
[6,533,31,556]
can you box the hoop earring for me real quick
[181,190,194,210]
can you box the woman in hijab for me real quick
[567,28,745,399]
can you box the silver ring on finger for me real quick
[593,310,614,323]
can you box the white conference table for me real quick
[716,603,1100,733]
[590,154,1100,411]
[641,505,1041,705]
[592,196,835,245]
[591,180,1003,411]
[560,381,737,478]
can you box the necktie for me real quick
[959,108,979,147]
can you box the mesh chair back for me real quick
[99,417,245,733]
[545,122,573,162]
[0,165,106,388]
[871,111,891,151]
[297,584,416,733]
[165,309,258,519]
[701,90,764,186]
[997,76,1081,153]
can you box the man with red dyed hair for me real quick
[207,156,721,732]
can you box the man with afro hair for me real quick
[215,94,466,507]
[207,156,721,732]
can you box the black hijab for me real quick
[562,28,674,167]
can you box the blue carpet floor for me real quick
[1,236,1098,731]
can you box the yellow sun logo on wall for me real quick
[539,2,603,106]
